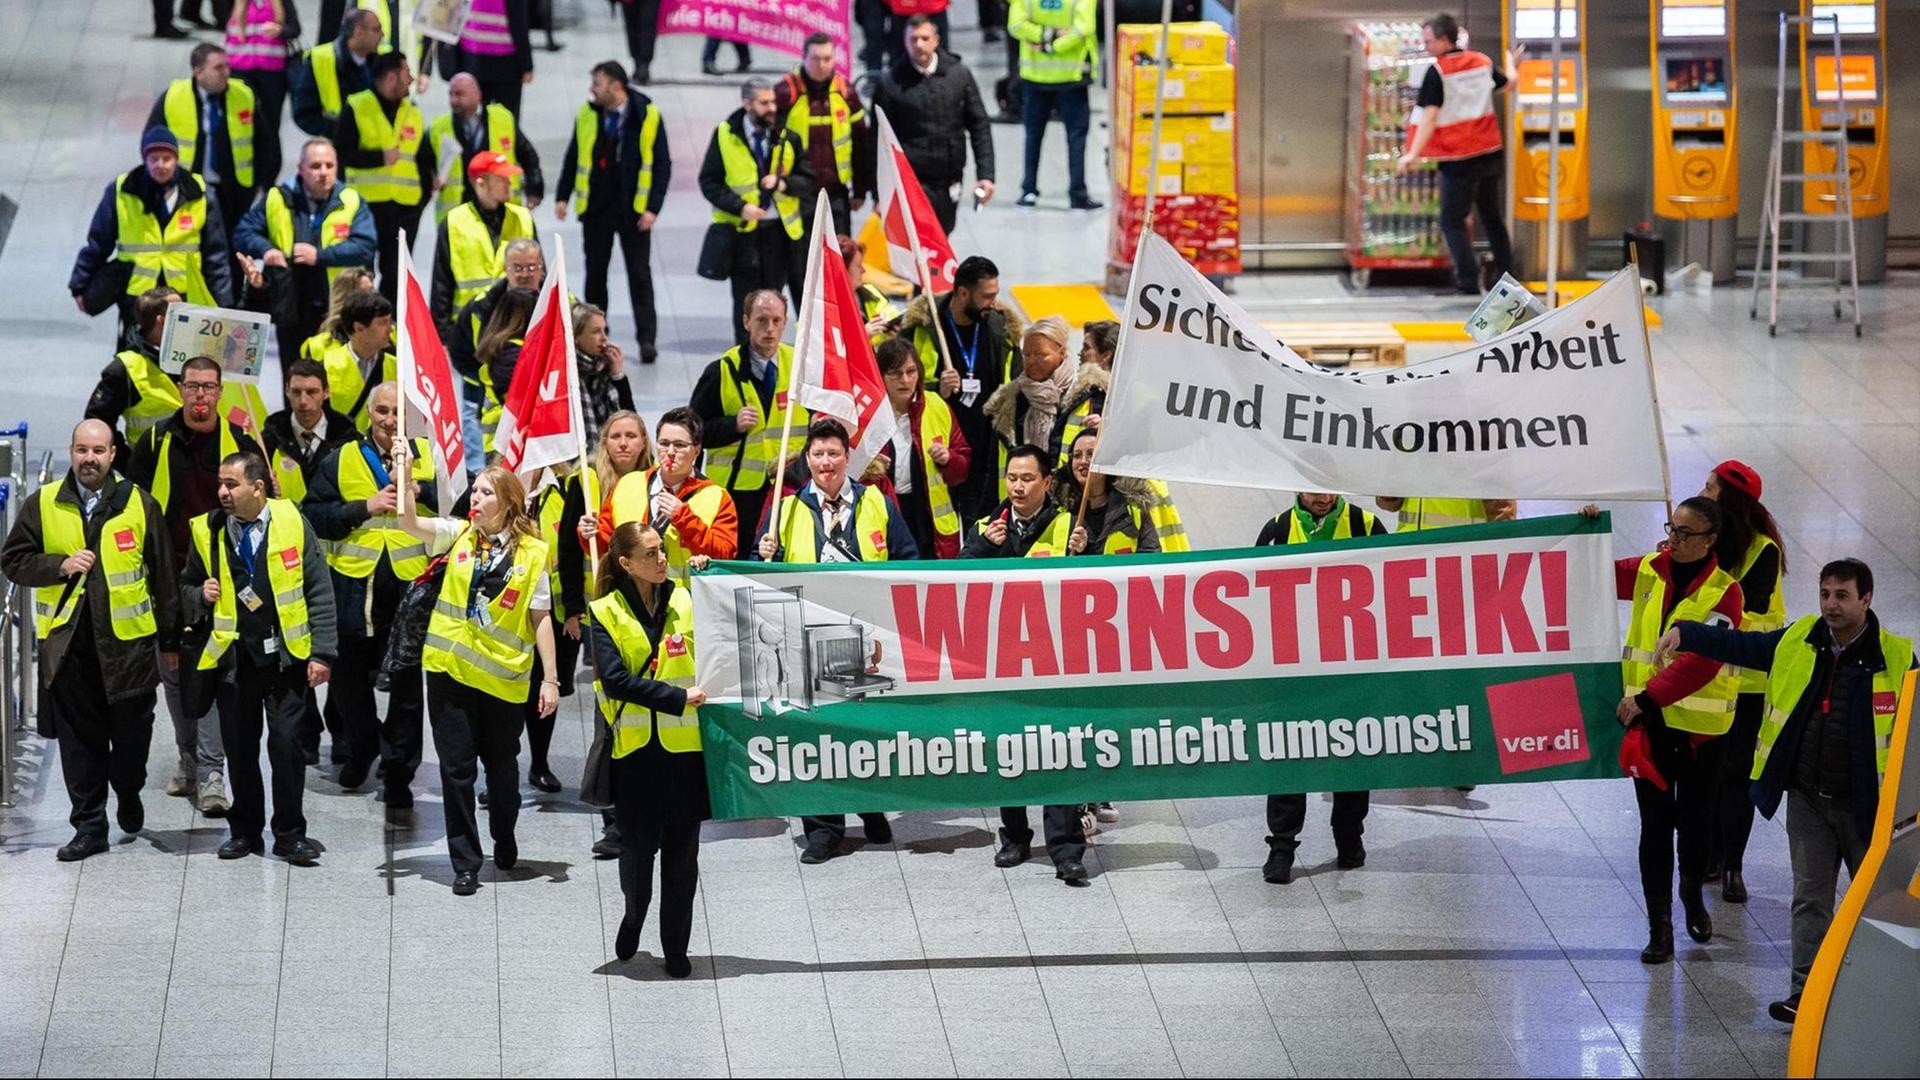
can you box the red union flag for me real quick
[792,195,898,475]
[494,264,584,480]
[396,243,468,514]
[874,105,958,294]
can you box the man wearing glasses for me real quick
[126,355,267,819]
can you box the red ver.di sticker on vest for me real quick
[499,587,520,610]
[280,547,301,571]
[115,529,137,552]
[663,633,687,659]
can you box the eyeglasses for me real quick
[1664,523,1714,542]
[656,439,694,452]
[180,381,221,396]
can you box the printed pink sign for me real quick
[659,1,854,76]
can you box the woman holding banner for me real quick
[591,521,710,978]
[396,459,559,898]
[1610,496,1745,963]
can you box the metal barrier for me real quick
[0,423,29,806]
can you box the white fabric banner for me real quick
[1091,235,1668,500]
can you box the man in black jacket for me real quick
[870,15,996,233]
[1658,558,1916,1025]
[700,78,818,350]
[291,9,384,136]
[146,43,258,248]
[557,62,671,363]
[0,421,182,862]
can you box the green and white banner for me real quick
[690,515,1627,820]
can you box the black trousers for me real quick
[582,213,658,357]
[369,200,425,303]
[476,76,522,118]
[51,639,155,840]
[612,753,703,961]
[1633,727,1725,911]
[1710,694,1764,873]
[152,0,177,33]
[217,655,310,843]
[855,0,889,71]
[332,629,424,791]
[211,179,255,252]
[1000,804,1086,865]
[802,813,889,848]
[523,631,580,773]
[1436,153,1514,293]
[801,190,853,258]
[297,685,349,761]
[236,68,289,188]
[921,179,959,235]
[1266,791,1369,853]
[618,0,662,76]
[729,227,806,350]
[428,672,525,874]
[728,487,768,553]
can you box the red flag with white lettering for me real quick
[874,105,958,294]
[396,243,467,514]
[792,194,898,475]
[493,264,583,481]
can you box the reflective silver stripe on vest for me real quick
[1622,646,1656,664]
[117,242,169,254]
[111,597,155,622]
[274,585,305,608]
[106,568,146,587]
[454,275,494,290]
[391,542,427,564]
[433,597,532,653]
[280,620,310,644]
[325,539,383,561]
[425,632,526,683]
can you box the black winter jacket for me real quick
[869,51,995,189]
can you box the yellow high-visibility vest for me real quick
[163,78,256,188]
[444,200,534,311]
[707,346,809,493]
[773,485,893,562]
[972,507,1073,557]
[608,468,732,584]
[189,498,314,668]
[319,340,397,432]
[320,436,435,580]
[343,89,425,205]
[913,397,960,546]
[30,485,158,641]
[1621,553,1743,736]
[710,121,802,239]
[1753,614,1913,780]
[1010,0,1100,85]
[263,183,367,288]
[427,103,522,222]
[1276,501,1381,544]
[571,100,661,217]
[591,586,700,757]
[114,172,215,305]
[423,526,551,703]
[782,72,864,188]
[1730,535,1788,695]
[117,350,184,443]
[1396,498,1490,531]
[139,421,242,515]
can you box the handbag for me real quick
[578,708,615,809]
[696,221,739,281]
[377,555,448,690]
[80,260,134,317]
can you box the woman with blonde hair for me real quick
[396,459,558,897]
[300,267,376,361]
[573,303,637,445]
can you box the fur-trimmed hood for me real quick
[899,291,1025,350]
[1063,362,1109,410]
[1055,471,1164,510]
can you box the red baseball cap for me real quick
[1619,724,1668,791]
[466,150,523,180]
[1713,460,1762,500]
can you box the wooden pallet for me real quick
[1260,321,1408,367]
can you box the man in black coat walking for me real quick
[870,15,996,233]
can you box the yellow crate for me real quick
[1114,115,1235,167]
[1119,62,1236,116]
[1182,163,1237,196]
[1116,21,1233,67]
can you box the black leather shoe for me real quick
[273,837,322,866]
[993,839,1030,868]
[117,795,144,835]
[799,841,832,865]
[864,816,893,844]
[591,830,622,859]
[218,836,262,860]
[1263,849,1294,885]
[301,744,321,766]
[700,62,722,76]
[452,870,480,896]
[1680,875,1713,943]
[493,839,518,871]
[336,760,370,790]
[154,25,192,39]
[664,955,692,979]
[527,767,562,794]
[384,785,413,811]
[56,834,109,862]
[614,915,639,961]
[1336,843,1367,870]
[1055,859,1089,886]
[1069,198,1105,212]
[1768,993,1800,1024]
[1641,915,1675,964]
[1721,870,1748,904]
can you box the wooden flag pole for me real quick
[767,194,831,558]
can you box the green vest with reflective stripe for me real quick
[115,172,215,305]
[776,485,893,562]
[423,527,550,703]
[711,122,803,239]
[445,200,534,311]
[344,90,425,205]
[1621,553,1742,736]
[1753,614,1913,781]
[163,78,255,189]
[264,183,366,288]
[571,100,660,216]
[591,587,700,757]
[1012,0,1099,85]
[1144,479,1188,552]
[142,421,243,515]
[118,350,184,442]
[31,485,158,642]
[190,499,313,669]
[428,104,522,222]
[1277,501,1380,545]
[1396,497,1489,531]
[608,468,730,585]
[915,396,960,546]
[1731,535,1788,695]
[322,437,434,579]
[783,73,863,188]
[708,346,809,493]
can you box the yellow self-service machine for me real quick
[1505,0,1587,279]
[1651,0,1738,282]
[1800,0,1888,282]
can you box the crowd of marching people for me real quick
[8,5,1909,1019]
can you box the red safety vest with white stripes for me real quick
[1410,50,1502,162]
[460,0,516,57]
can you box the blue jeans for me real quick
[1021,83,1090,203]
[459,376,486,475]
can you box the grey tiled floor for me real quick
[4,3,1919,1078]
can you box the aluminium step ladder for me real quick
[1749,12,1862,337]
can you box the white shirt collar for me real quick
[915,54,938,76]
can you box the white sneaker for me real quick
[198,773,229,818]
[1094,802,1120,823]
[165,759,193,798]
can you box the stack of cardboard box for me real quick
[1108,21,1241,285]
